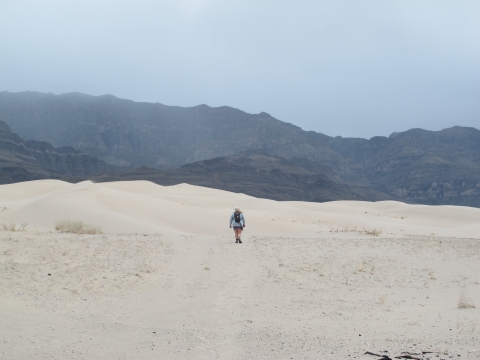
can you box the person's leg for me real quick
[234,228,240,241]
[237,228,243,243]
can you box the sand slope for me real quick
[1,180,479,359]
[1,180,479,238]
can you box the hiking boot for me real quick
[238,239,242,244]
[235,239,239,243]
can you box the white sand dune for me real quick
[1,179,479,238]
[1,180,479,359]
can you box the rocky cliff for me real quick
[81,150,392,203]
[0,120,111,184]
[360,127,480,206]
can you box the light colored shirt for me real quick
[229,212,245,227]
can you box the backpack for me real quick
[234,211,241,223]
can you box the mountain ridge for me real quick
[0,91,478,207]
[76,149,393,203]
[0,119,112,184]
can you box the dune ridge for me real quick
[1,179,479,238]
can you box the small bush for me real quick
[458,293,475,309]
[365,228,382,236]
[55,219,102,234]
[1,222,28,231]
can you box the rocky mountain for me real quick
[1,91,479,206]
[0,91,322,168]
[351,127,480,206]
[0,120,111,184]
[81,150,392,203]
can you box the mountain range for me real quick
[82,150,393,203]
[0,91,479,207]
[0,120,110,184]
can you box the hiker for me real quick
[229,207,245,244]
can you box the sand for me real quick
[0,180,479,359]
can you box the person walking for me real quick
[229,207,245,243]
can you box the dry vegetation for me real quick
[1,222,28,232]
[55,219,102,234]
[458,293,476,309]
[364,228,382,236]
[330,226,382,236]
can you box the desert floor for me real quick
[0,180,479,359]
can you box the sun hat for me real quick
[234,206,239,211]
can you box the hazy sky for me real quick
[1,0,479,138]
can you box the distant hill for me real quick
[81,150,393,203]
[351,127,480,206]
[0,91,323,168]
[1,91,479,206]
[0,120,111,184]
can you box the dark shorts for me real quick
[233,226,243,231]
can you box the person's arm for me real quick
[242,213,246,227]
[229,213,233,228]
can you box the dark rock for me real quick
[79,150,385,202]
[0,119,112,184]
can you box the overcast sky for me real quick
[1,0,479,138]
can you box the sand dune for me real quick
[1,180,479,359]
[1,180,479,237]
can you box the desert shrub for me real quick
[364,228,382,236]
[55,219,102,234]
[458,293,475,309]
[1,222,28,231]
